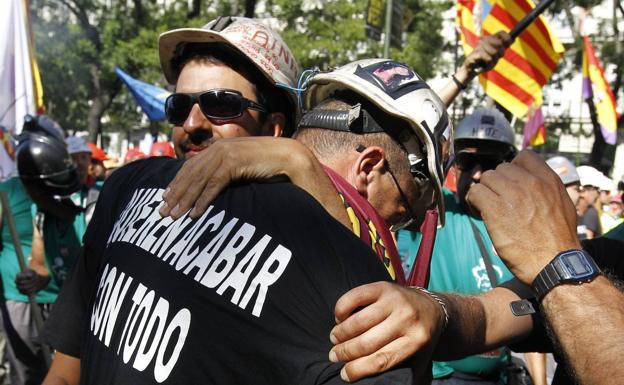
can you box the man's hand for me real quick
[438,31,511,106]
[466,150,581,284]
[459,31,512,81]
[159,137,351,228]
[329,282,444,382]
[15,268,50,295]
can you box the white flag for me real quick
[0,0,44,180]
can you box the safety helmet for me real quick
[149,141,175,158]
[16,116,80,196]
[21,114,65,143]
[577,165,613,191]
[546,156,579,186]
[454,107,517,158]
[159,16,299,135]
[300,59,449,226]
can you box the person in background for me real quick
[3,116,80,385]
[87,143,108,184]
[545,156,585,240]
[149,141,175,158]
[398,107,545,385]
[576,166,603,238]
[123,148,146,164]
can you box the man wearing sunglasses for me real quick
[397,107,521,385]
[41,55,450,384]
[41,15,304,385]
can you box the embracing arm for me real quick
[433,287,533,361]
[328,282,532,382]
[160,137,351,229]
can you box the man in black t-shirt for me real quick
[62,155,422,384]
[42,17,451,385]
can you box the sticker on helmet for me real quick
[354,61,428,99]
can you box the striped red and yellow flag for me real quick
[456,0,564,118]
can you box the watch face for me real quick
[559,250,596,279]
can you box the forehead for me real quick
[175,60,257,98]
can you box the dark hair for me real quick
[171,43,294,135]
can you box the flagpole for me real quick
[0,192,52,368]
[383,0,394,58]
[509,0,555,39]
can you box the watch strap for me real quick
[532,262,560,299]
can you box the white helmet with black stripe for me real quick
[299,59,449,226]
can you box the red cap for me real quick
[88,143,109,161]
[124,148,146,163]
[149,141,175,158]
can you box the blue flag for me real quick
[115,67,170,121]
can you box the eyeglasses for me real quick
[455,152,505,173]
[165,89,267,125]
[386,164,419,232]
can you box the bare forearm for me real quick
[433,287,532,360]
[542,276,624,385]
[436,67,472,108]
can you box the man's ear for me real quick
[261,112,286,137]
[352,146,386,196]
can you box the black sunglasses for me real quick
[165,89,267,125]
[455,152,505,172]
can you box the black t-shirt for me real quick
[45,157,416,385]
[503,237,624,384]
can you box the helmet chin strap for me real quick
[407,208,438,288]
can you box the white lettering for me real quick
[239,245,292,317]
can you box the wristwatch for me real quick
[532,249,601,300]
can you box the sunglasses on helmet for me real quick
[165,89,267,125]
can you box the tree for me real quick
[31,0,452,142]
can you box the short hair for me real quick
[294,96,425,178]
[171,43,294,134]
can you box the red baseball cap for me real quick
[149,141,175,158]
[88,143,109,162]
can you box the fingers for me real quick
[465,182,498,219]
[330,304,391,361]
[160,145,225,219]
[494,31,513,47]
[334,282,386,323]
[339,336,422,382]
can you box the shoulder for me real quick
[106,157,182,188]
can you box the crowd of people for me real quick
[0,14,622,385]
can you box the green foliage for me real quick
[31,0,452,137]
[268,0,451,79]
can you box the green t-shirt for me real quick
[41,188,91,296]
[398,188,513,380]
[0,177,57,303]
